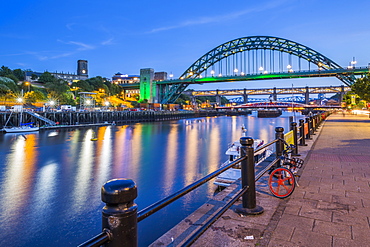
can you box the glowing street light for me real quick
[259,66,264,73]
[211,70,215,76]
[25,81,30,92]
[351,57,357,69]
[17,97,23,103]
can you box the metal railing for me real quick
[78,111,330,247]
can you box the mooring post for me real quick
[275,127,284,158]
[290,122,299,156]
[299,119,307,146]
[305,117,311,139]
[235,137,264,215]
[310,116,315,135]
[102,179,138,247]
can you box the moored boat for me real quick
[3,125,39,133]
[214,130,272,188]
[257,109,282,118]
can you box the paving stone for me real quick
[351,224,370,242]
[299,204,332,222]
[332,211,369,226]
[313,220,352,238]
[290,228,332,247]
[333,236,359,247]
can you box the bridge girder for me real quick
[190,86,350,97]
[161,36,356,103]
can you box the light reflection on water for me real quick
[0,113,303,246]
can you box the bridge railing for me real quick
[78,111,330,247]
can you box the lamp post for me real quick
[351,57,357,69]
[25,82,30,92]
[259,66,264,74]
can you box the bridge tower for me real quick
[273,87,277,101]
[216,89,221,106]
[339,85,345,106]
[140,68,155,103]
[243,89,248,103]
[305,86,310,104]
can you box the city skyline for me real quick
[1,0,370,90]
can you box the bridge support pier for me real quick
[339,85,345,106]
[216,89,221,106]
[273,87,277,101]
[243,89,248,103]
[140,68,154,103]
[305,86,310,104]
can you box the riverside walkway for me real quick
[152,112,370,246]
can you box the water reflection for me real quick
[0,114,303,246]
[1,134,37,232]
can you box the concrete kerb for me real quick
[150,118,327,247]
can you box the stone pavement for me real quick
[151,112,370,247]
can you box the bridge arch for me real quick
[162,36,354,103]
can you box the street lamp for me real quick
[25,82,30,92]
[104,101,110,111]
[211,70,215,77]
[351,57,357,69]
[259,66,264,74]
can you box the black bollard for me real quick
[299,119,307,146]
[310,116,315,135]
[235,137,264,215]
[102,179,138,247]
[275,127,284,158]
[290,122,300,156]
[305,118,311,139]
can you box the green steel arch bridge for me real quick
[121,36,369,103]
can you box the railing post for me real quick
[305,117,311,139]
[102,179,138,247]
[309,116,315,135]
[275,127,284,157]
[290,122,299,156]
[299,119,307,146]
[235,137,264,215]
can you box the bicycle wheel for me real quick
[268,167,295,198]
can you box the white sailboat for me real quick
[3,106,39,133]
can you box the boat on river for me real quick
[3,125,39,133]
[214,129,272,188]
[3,109,39,133]
[257,109,282,118]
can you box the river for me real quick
[0,111,303,246]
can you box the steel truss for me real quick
[162,36,355,103]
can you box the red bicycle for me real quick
[268,142,304,198]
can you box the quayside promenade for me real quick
[152,112,370,246]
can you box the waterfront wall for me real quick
[0,110,249,128]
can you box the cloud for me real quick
[148,0,289,33]
[59,40,96,51]
[101,38,114,45]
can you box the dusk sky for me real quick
[1,0,370,90]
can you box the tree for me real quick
[351,75,370,102]
[38,72,57,83]
[13,69,25,81]
[25,90,46,103]
[0,66,12,76]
